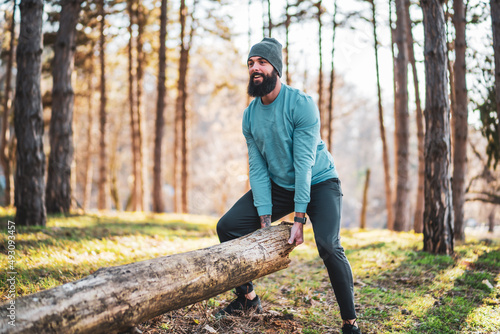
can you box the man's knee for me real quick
[316,236,344,260]
[216,215,229,239]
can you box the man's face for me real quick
[247,56,278,97]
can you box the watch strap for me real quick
[294,216,307,224]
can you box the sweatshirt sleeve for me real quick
[292,96,320,213]
[243,110,272,216]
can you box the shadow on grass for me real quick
[0,212,220,298]
[0,213,217,254]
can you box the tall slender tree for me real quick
[446,1,457,153]
[388,0,397,231]
[285,0,291,85]
[360,168,371,229]
[174,0,196,213]
[267,0,273,37]
[369,0,394,230]
[491,0,500,163]
[393,0,410,231]
[421,0,454,255]
[315,0,324,138]
[326,0,337,150]
[152,0,168,213]
[135,0,147,211]
[97,0,108,210]
[14,0,46,226]
[82,45,95,211]
[46,0,82,214]
[452,0,468,241]
[1,0,16,207]
[405,0,424,233]
[127,0,139,211]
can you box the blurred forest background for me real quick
[0,0,499,244]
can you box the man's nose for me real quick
[249,63,261,72]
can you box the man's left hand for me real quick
[288,222,304,245]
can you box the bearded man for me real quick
[215,38,361,334]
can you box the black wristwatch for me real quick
[294,216,307,224]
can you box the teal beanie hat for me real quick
[248,37,283,77]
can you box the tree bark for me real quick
[360,168,370,229]
[393,0,410,231]
[109,115,123,211]
[135,1,147,212]
[97,0,108,210]
[491,0,500,168]
[488,206,495,233]
[127,0,139,211]
[452,0,468,241]
[175,0,194,213]
[82,51,94,211]
[327,0,337,151]
[316,1,324,139]
[389,0,397,230]
[1,0,16,207]
[370,0,394,231]
[267,0,272,37]
[46,0,82,214]
[14,0,46,226]
[0,223,296,334]
[421,0,454,255]
[285,1,291,85]
[405,0,424,233]
[152,0,168,213]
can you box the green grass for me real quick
[1,208,499,333]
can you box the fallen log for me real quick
[0,222,295,334]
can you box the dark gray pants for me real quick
[216,178,356,320]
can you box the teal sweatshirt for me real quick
[242,84,338,216]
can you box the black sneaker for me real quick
[341,323,361,334]
[215,292,263,317]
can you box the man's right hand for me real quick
[260,215,272,229]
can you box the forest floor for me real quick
[0,209,499,333]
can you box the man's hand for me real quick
[288,222,304,245]
[260,215,272,229]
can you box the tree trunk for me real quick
[389,0,397,231]
[316,1,324,139]
[1,0,16,207]
[393,0,410,232]
[267,0,272,37]
[46,0,82,214]
[445,1,456,157]
[127,0,139,211]
[97,0,108,210]
[488,206,495,233]
[360,168,370,229]
[285,1,291,85]
[82,53,94,211]
[371,0,394,231]
[109,122,122,210]
[14,0,46,226]
[492,0,500,147]
[152,0,167,213]
[0,223,296,334]
[135,1,147,212]
[327,0,337,151]
[421,0,454,255]
[452,0,468,241]
[405,0,424,233]
[175,0,193,213]
[173,0,187,213]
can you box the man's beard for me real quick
[247,69,278,97]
